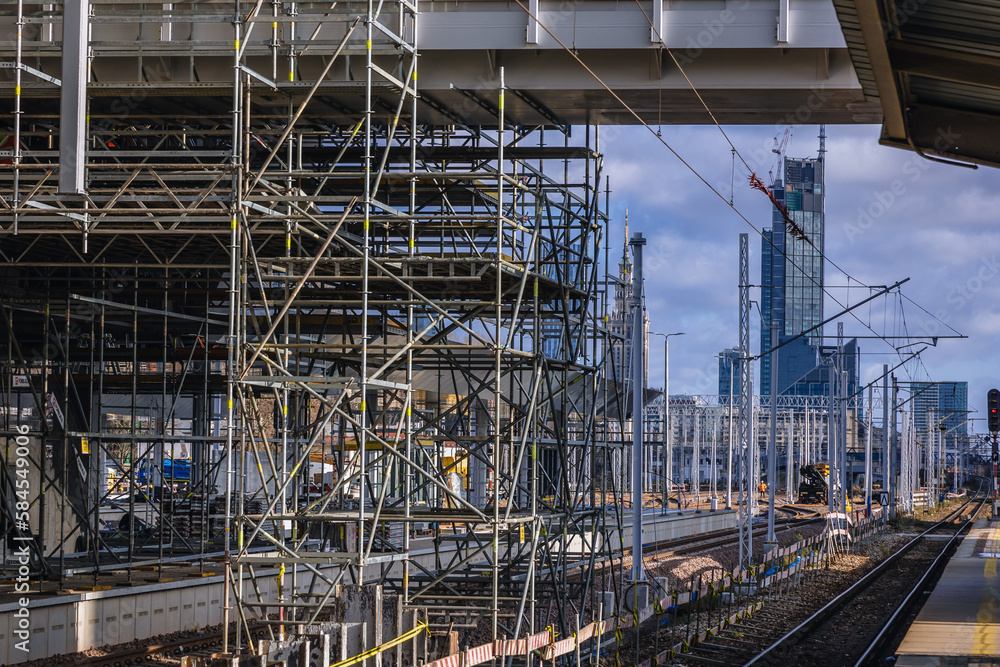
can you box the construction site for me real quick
[0,2,993,667]
[0,2,654,664]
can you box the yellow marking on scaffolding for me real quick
[15,85,20,96]
[235,39,240,51]
[289,70,294,82]
[231,218,238,229]
[286,236,292,248]
[85,114,90,124]
[283,404,288,415]
[272,21,277,29]
[364,219,370,230]
[533,282,538,296]
[408,238,414,248]
[366,39,372,50]
[360,401,367,411]
[499,91,504,110]
[328,623,427,667]
[405,406,412,416]
[227,399,233,410]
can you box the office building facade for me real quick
[760,155,826,394]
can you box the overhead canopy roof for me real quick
[833,0,1000,167]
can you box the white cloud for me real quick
[600,122,1000,421]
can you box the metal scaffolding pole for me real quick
[0,1,624,655]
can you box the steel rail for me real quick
[852,492,988,666]
[743,479,986,667]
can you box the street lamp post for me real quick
[651,331,685,514]
[716,353,736,509]
[937,422,946,504]
[727,362,734,509]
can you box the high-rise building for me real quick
[606,218,649,387]
[718,348,753,404]
[760,138,826,394]
[775,337,860,399]
[911,381,969,442]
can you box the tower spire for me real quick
[620,208,632,278]
[818,124,827,160]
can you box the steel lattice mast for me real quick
[737,233,753,570]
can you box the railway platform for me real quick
[895,518,1000,666]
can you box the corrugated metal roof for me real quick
[909,75,1000,116]
[831,0,881,100]
[833,0,1000,167]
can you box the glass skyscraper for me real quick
[911,381,969,441]
[761,154,826,394]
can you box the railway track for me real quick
[49,506,824,666]
[49,625,268,667]
[629,504,824,560]
[674,480,987,666]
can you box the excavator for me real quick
[797,463,829,504]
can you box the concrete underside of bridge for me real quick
[0,0,883,125]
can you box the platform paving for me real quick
[896,519,1000,666]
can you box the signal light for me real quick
[989,388,1000,433]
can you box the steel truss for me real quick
[0,0,623,655]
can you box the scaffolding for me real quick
[0,0,626,655]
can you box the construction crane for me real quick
[768,126,792,187]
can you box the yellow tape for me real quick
[328,623,427,667]
[360,401,367,411]
[227,399,233,410]
[15,85,20,96]
[366,39,372,50]
[235,39,240,50]
[499,91,504,110]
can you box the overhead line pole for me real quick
[737,233,753,570]
[765,321,778,554]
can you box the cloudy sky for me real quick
[598,123,1000,434]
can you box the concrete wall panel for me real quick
[135,592,152,642]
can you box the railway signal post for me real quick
[988,388,999,519]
